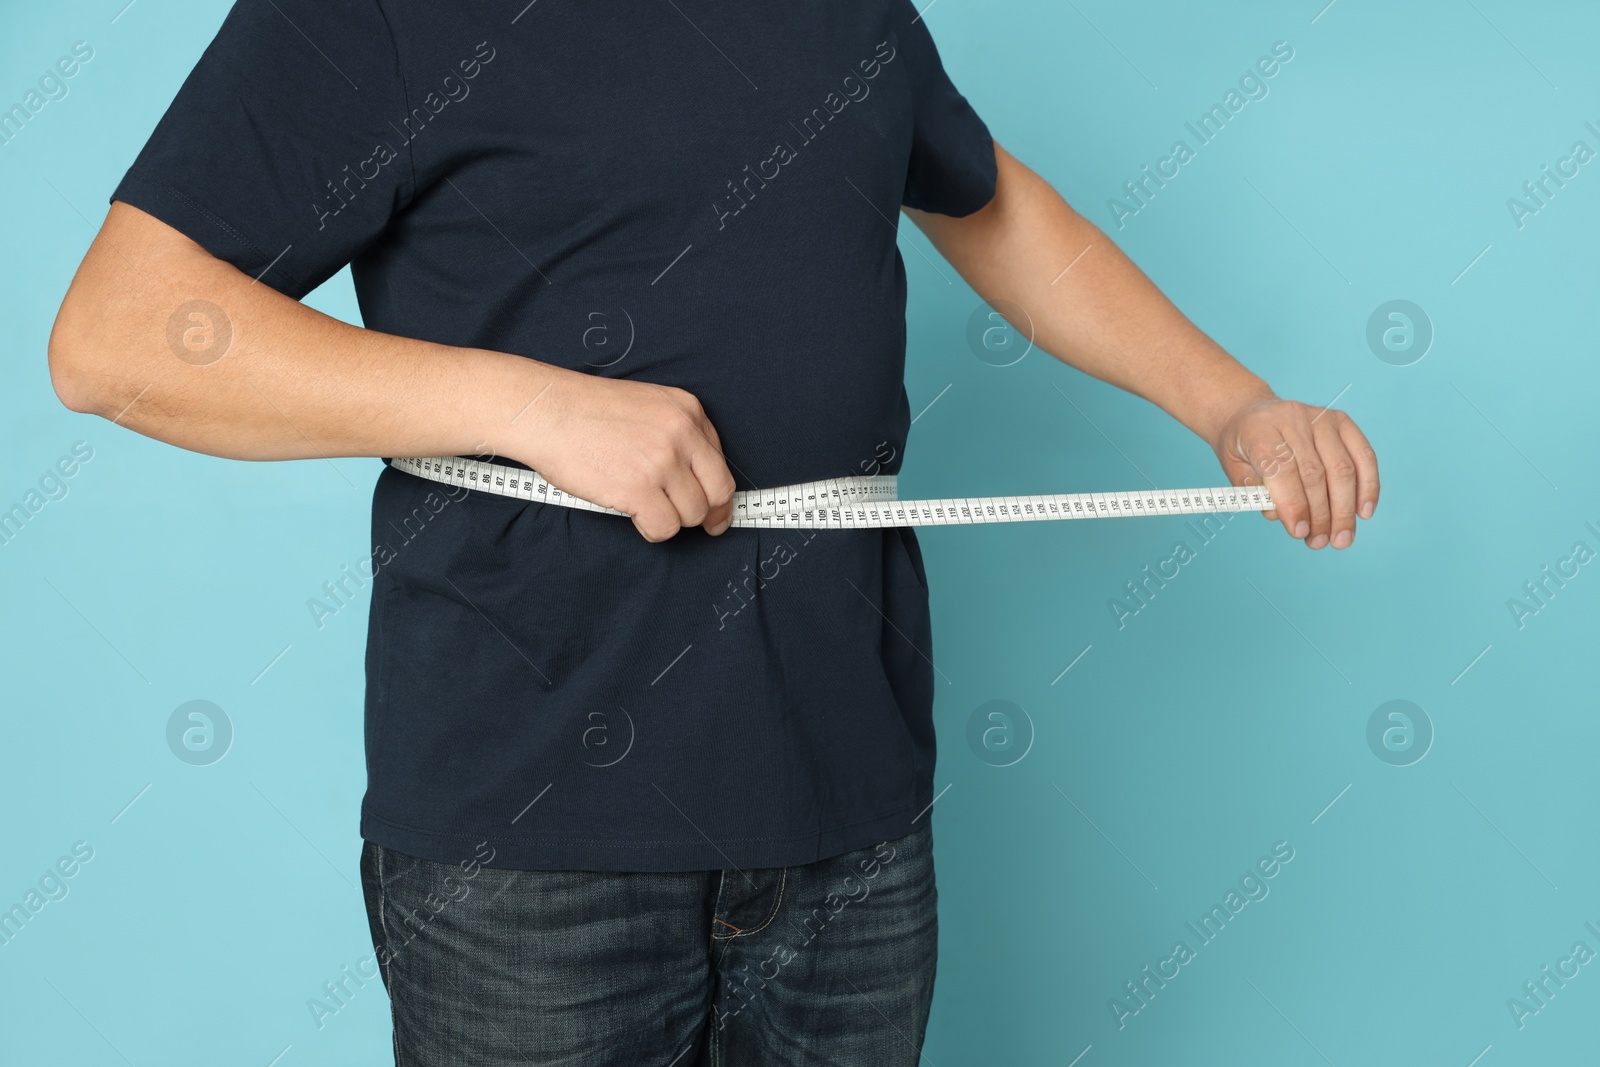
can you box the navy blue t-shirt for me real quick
[113,0,996,872]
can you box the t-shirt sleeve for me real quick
[110,0,412,299]
[897,7,997,217]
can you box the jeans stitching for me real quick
[710,868,734,965]
[374,845,402,1065]
[710,867,788,1066]
[709,868,729,938]
[712,868,788,942]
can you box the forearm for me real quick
[908,143,1275,449]
[49,201,555,465]
[50,202,739,541]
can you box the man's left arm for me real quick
[903,140,1380,551]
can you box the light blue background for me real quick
[3,1,1597,1064]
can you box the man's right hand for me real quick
[507,368,737,542]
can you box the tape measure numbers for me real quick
[387,456,1278,530]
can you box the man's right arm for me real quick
[48,202,734,541]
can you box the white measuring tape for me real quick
[388,455,1277,529]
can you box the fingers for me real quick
[702,496,734,536]
[631,456,713,543]
[1217,397,1380,551]
[692,444,737,536]
[1312,415,1360,548]
[629,385,737,541]
[1253,439,1291,524]
[662,389,736,535]
[630,488,686,543]
[1339,415,1381,521]
[667,388,737,536]
[1277,412,1371,550]
[1283,424,1332,549]
[663,463,712,529]
[1255,431,1311,544]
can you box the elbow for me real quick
[48,295,116,417]
[47,327,99,416]
[50,201,198,420]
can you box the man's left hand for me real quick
[1211,396,1380,550]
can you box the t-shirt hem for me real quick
[359,798,932,873]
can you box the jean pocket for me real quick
[372,842,427,889]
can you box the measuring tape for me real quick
[387,455,1277,529]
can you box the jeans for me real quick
[359,823,938,1066]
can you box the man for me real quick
[48,0,1379,1063]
